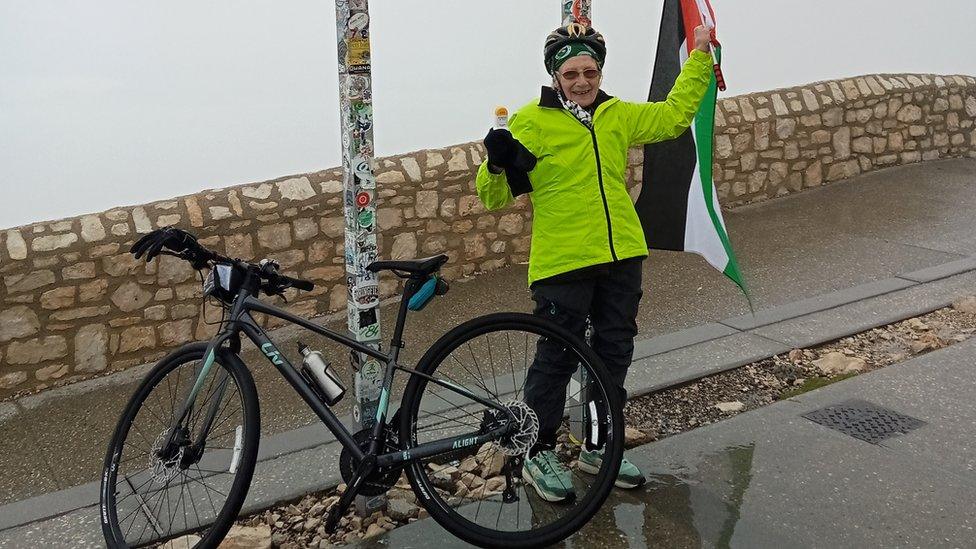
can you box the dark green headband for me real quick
[548,42,602,73]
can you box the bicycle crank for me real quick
[338,428,402,496]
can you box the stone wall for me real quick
[1,72,974,397]
[705,74,976,204]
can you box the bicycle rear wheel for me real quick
[399,313,623,548]
[100,342,260,548]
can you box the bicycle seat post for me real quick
[388,277,423,359]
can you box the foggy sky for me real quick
[1,0,973,228]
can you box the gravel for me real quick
[213,298,976,548]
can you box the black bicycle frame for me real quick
[173,271,513,473]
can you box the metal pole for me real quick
[561,0,595,447]
[561,0,592,26]
[335,0,385,516]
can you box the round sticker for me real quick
[357,210,374,228]
[356,191,371,207]
[348,12,369,31]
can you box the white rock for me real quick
[6,230,27,260]
[132,207,153,234]
[401,157,422,182]
[158,535,201,549]
[812,352,866,375]
[951,296,976,314]
[277,176,316,201]
[714,401,745,413]
[220,524,272,549]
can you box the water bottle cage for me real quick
[407,275,443,311]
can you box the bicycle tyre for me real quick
[100,342,260,548]
[399,312,624,548]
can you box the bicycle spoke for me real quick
[105,351,254,547]
[404,318,620,545]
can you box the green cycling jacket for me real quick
[476,49,713,286]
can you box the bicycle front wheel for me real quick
[100,342,260,548]
[399,313,624,548]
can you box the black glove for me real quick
[484,129,537,196]
[484,129,537,172]
[131,227,212,268]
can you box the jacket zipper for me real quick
[586,124,618,262]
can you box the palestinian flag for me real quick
[636,0,747,299]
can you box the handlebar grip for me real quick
[286,277,314,291]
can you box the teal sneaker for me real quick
[577,448,646,489]
[522,450,575,502]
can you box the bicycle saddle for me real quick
[366,254,449,276]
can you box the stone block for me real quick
[422,235,447,254]
[391,233,418,260]
[224,234,254,259]
[498,213,524,236]
[457,195,485,217]
[426,151,445,168]
[119,326,155,353]
[0,372,28,390]
[51,305,110,321]
[293,218,319,241]
[852,137,873,153]
[159,320,194,346]
[32,233,77,252]
[833,127,851,159]
[40,286,76,310]
[79,215,106,242]
[7,336,68,364]
[242,183,273,199]
[822,107,844,127]
[775,118,796,139]
[401,157,422,182]
[416,191,439,218]
[896,104,922,122]
[5,270,55,293]
[63,262,96,280]
[75,324,109,372]
[132,207,153,233]
[183,196,204,227]
[111,281,154,312]
[144,305,167,321]
[102,252,142,277]
[0,306,40,342]
[257,224,292,250]
[5,230,28,260]
[447,148,469,172]
[319,216,345,238]
[277,177,316,201]
[79,279,109,302]
[35,363,69,381]
[376,170,405,184]
[157,255,195,284]
[464,234,487,260]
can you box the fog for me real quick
[1,0,973,228]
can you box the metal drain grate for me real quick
[802,400,926,444]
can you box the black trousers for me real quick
[523,258,644,450]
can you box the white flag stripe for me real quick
[684,125,731,271]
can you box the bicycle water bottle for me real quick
[298,342,346,406]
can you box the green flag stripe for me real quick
[692,46,746,290]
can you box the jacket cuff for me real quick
[689,48,712,66]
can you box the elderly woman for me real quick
[476,22,714,502]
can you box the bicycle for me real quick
[100,228,624,548]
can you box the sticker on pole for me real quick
[355,191,371,208]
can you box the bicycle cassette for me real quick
[339,428,403,496]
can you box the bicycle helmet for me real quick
[544,23,606,75]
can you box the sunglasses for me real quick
[558,68,601,81]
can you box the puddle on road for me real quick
[368,443,764,548]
